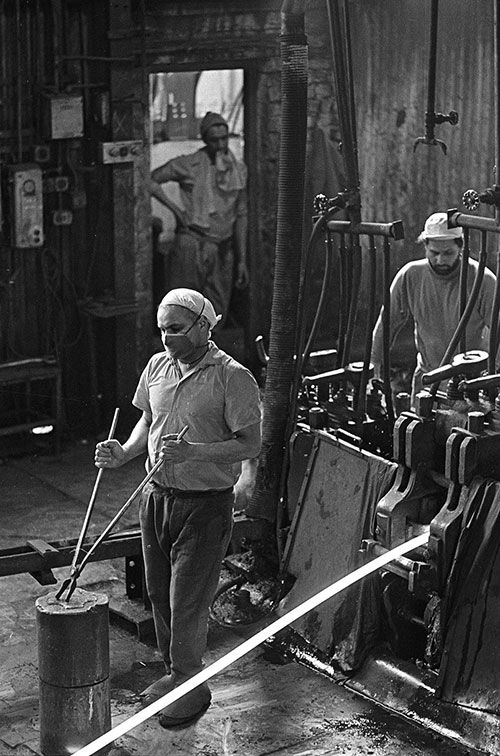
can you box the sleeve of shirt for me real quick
[152,154,193,186]
[132,362,152,414]
[224,367,262,433]
[371,266,411,368]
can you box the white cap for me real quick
[421,212,463,241]
[158,288,222,329]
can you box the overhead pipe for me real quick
[246,0,309,526]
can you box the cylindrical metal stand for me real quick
[36,588,111,756]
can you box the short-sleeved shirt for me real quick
[155,148,247,242]
[133,342,261,490]
[371,257,496,374]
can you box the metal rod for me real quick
[489,249,500,376]
[64,424,189,597]
[59,55,134,63]
[341,0,360,180]
[69,408,120,575]
[336,233,348,367]
[341,234,361,366]
[327,219,404,239]
[448,210,500,235]
[382,238,395,423]
[15,0,22,160]
[427,0,439,119]
[72,533,429,756]
[357,236,377,416]
[458,228,470,352]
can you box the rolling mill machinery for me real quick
[222,2,500,752]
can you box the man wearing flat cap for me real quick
[371,211,497,405]
[150,112,249,325]
[95,288,261,728]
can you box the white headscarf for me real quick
[158,288,222,329]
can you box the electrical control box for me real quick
[9,164,44,248]
[46,95,84,140]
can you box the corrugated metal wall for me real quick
[301,0,497,359]
[0,0,497,440]
[350,0,495,261]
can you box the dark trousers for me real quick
[169,230,234,324]
[139,482,233,697]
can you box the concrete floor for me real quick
[0,436,485,756]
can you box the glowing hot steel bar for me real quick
[73,533,428,756]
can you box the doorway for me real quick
[148,68,248,360]
[149,71,244,263]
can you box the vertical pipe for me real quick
[246,1,308,523]
[357,236,377,416]
[341,0,359,179]
[15,0,22,161]
[382,238,395,423]
[341,234,361,366]
[336,232,348,367]
[426,0,439,119]
[459,228,469,352]
[488,250,500,377]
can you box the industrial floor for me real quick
[0,436,484,756]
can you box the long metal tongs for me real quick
[56,408,120,600]
[56,424,189,602]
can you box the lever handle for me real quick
[422,350,488,385]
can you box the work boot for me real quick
[158,681,211,729]
[139,673,175,708]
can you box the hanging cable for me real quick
[356,236,377,417]
[302,229,334,365]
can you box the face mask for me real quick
[164,332,196,359]
[162,309,202,360]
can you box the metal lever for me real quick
[422,350,488,386]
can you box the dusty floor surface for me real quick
[0,438,486,756]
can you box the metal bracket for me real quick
[101,140,143,164]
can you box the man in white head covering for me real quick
[371,212,497,404]
[150,111,249,324]
[95,288,261,727]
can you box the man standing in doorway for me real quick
[150,112,249,324]
[371,212,497,405]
